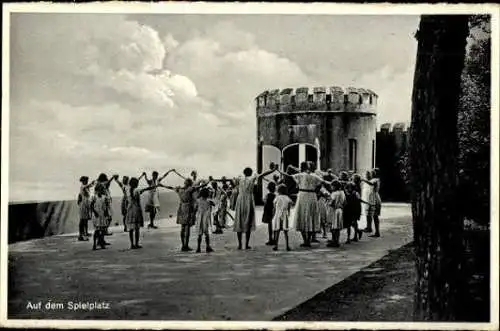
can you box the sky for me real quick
[8,13,421,202]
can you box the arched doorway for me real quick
[282,143,319,171]
[261,145,281,201]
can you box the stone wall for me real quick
[8,192,179,244]
[376,122,410,202]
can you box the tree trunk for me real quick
[410,15,469,321]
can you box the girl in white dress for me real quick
[91,183,111,250]
[272,184,293,251]
[362,169,382,237]
[77,176,95,241]
[279,162,332,248]
[96,173,117,239]
[141,170,173,229]
[194,187,215,253]
[361,171,374,233]
[327,180,346,248]
[115,176,130,232]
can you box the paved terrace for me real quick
[8,203,412,320]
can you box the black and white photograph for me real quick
[1,2,498,329]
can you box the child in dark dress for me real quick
[344,182,371,243]
[262,182,277,245]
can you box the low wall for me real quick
[8,192,179,244]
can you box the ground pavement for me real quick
[8,203,412,320]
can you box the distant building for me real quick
[255,86,378,202]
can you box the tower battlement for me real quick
[256,86,378,116]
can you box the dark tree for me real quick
[410,15,469,321]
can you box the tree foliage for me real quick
[401,15,491,226]
[457,16,491,225]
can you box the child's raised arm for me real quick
[173,170,187,181]
[83,180,96,189]
[138,185,159,195]
[361,178,375,185]
[159,169,175,183]
[158,184,176,190]
[256,163,278,179]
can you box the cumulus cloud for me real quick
[9,14,419,202]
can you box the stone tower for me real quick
[256,86,378,201]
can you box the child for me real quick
[96,173,116,237]
[272,184,293,251]
[210,181,224,234]
[115,176,130,232]
[163,173,209,251]
[317,187,329,239]
[327,180,345,248]
[194,187,215,253]
[344,182,371,243]
[125,177,162,249]
[91,183,111,250]
[262,181,277,246]
[219,182,230,229]
[229,179,239,211]
[339,171,349,189]
[141,170,173,229]
[77,176,95,241]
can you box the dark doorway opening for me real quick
[282,145,299,171]
[305,145,318,167]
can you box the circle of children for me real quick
[77,161,381,253]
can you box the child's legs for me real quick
[245,231,251,247]
[185,225,191,246]
[274,230,280,246]
[205,233,211,247]
[180,225,186,246]
[300,231,307,244]
[333,229,339,244]
[149,210,156,224]
[284,230,290,248]
[365,213,373,231]
[83,219,89,235]
[197,234,203,250]
[93,229,98,247]
[134,228,140,245]
[267,223,273,242]
[353,219,359,238]
[128,229,134,246]
[79,219,85,237]
[98,229,106,247]
[374,215,380,235]
[307,232,312,244]
[237,232,243,248]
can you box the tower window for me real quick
[291,95,295,105]
[326,94,332,104]
[344,94,348,104]
[349,139,357,171]
[308,94,313,103]
[369,95,373,104]
[372,140,375,168]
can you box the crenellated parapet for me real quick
[377,122,410,157]
[377,122,411,135]
[256,86,378,116]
